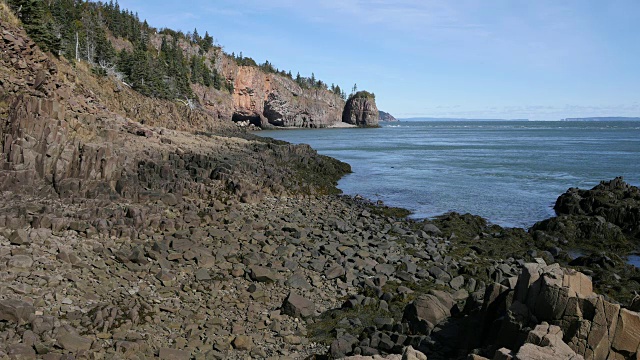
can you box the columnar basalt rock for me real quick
[479,263,640,360]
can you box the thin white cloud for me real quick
[400,103,640,120]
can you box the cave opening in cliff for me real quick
[232,113,262,127]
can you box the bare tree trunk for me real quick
[75,32,79,61]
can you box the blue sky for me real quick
[117,0,640,120]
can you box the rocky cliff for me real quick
[145,30,346,129]
[379,110,398,122]
[0,10,350,205]
[231,66,345,128]
[343,92,380,127]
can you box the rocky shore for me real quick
[2,5,640,360]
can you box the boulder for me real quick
[9,229,30,245]
[281,292,315,319]
[611,309,640,354]
[158,348,190,360]
[554,177,640,235]
[0,299,34,325]
[403,292,453,334]
[56,331,92,352]
[7,343,36,360]
[515,323,584,360]
[232,335,254,351]
[402,345,428,360]
[249,265,278,282]
[532,177,640,250]
[330,333,359,358]
[7,255,34,269]
[483,263,640,359]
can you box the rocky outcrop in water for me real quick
[554,177,640,237]
[343,91,380,127]
[531,178,640,252]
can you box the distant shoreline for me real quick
[398,117,640,122]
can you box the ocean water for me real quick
[256,121,640,228]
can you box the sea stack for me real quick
[342,91,380,127]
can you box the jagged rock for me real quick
[249,265,278,282]
[402,345,428,360]
[281,292,315,319]
[403,291,453,334]
[9,229,29,245]
[0,299,34,325]
[611,309,640,354]
[532,178,640,250]
[483,263,640,359]
[285,273,312,290]
[423,223,442,236]
[554,177,640,235]
[342,92,379,127]
[515,323,584,360]
[331,333,359,358]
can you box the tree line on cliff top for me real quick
[5,0,348,102]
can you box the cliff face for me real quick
[148,34,345,129]
[231,66,345,128]
[342,94,380,127]
[0,15,349,205]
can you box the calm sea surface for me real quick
[256,121,640,228]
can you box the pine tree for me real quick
[192,28,200,43]
[8,0,59,53]
[201,31,213,53]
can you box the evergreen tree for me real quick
[8,0,59,53]
[192,28,200,43]
[201,31,213,53]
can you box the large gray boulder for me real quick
[281,292,315,319]
[403,290,454,334]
